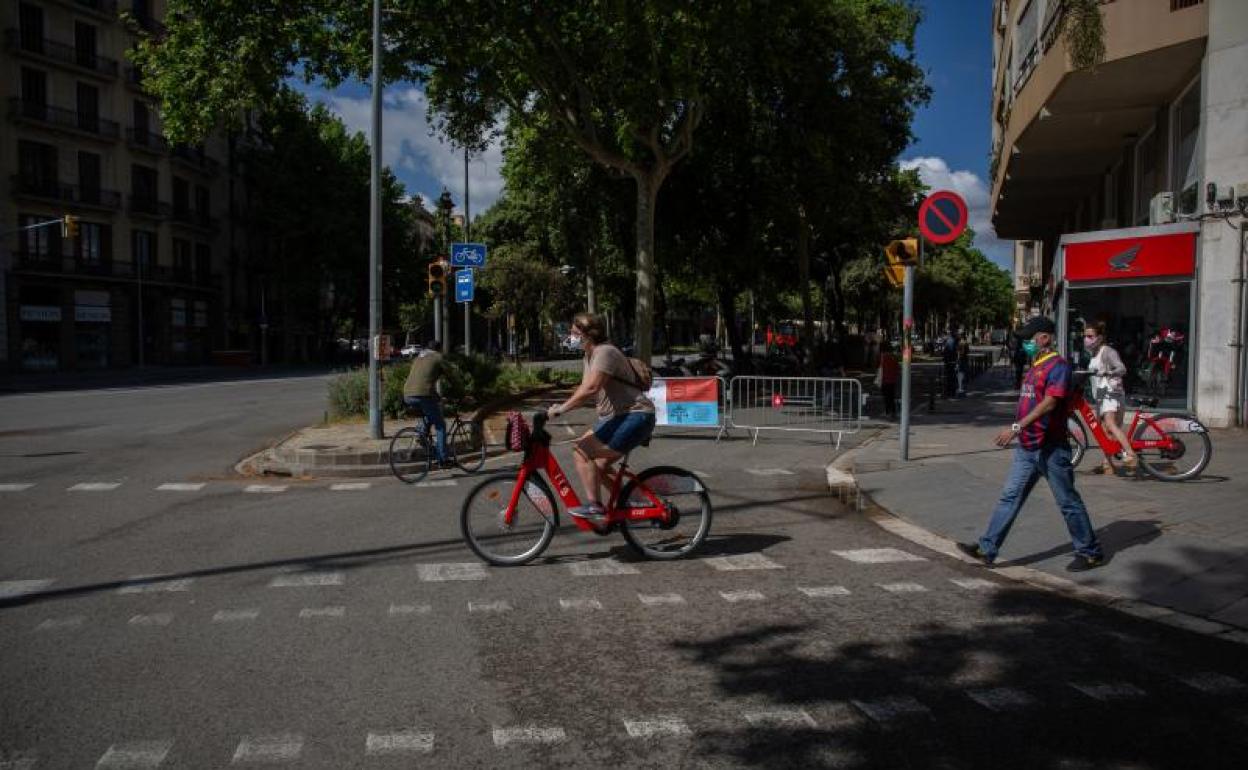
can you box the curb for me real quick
[826,437,1248,647]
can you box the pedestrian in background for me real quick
[1084,321,1138,475]
[402,339,448,467]
[876,340,900,419]
[958,315,1105,572]
[941,326,959,398]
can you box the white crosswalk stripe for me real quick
[0,579,54,599]
[418,563,488,581]
[212,609,260,623]
[743,708,816,728]
[0,483,34,492]
[569,558,640,576]
[36,616,85,631]
[704,553,784,571]
[1069,682,1147,701]
[623,717,692,738]
[745,468,795,476]
[638,593,686,607]
[965,687,1038,711]
[389,603,432,616]
[852,696,931,722]
[243,484,287,493]
[1181,672,1246,694]
[231,734,303,764]
[365,730,434,755]
[299,606,346,618]
[492,726,566,747]
[798,585,852,598]
[330,482,371,491]
[118,577,193,594]
[833,548,926,564]
[69,482,121,491]
[268,572,344,588]
[156,482,205,491]
[128,613,173,627]
[469,600,512,613]
[878,582,929,593]
[949,577,998,590]
[559,598,603,611]
[95,740,173,769]
[720,589,766,602]
[415,479,458,488]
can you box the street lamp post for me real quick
[366,0,383,440]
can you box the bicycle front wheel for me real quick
[461,474,557,566]
[1134,415,1212,482]
[389,425,432,484]
[450,420,487,473]
[1067,416,1088,468]
[619,467,712,560]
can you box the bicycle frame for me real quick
[1071,390,1180,456]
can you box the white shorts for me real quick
[1098,395,1123,415]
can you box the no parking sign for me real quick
[917,191,968,245]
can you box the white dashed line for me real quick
[833,548,926,564]
[704,553,783,571]
[720,589,766,603]
[798,585,852,598]
[244,484,287,494]
[559,598,603,611]
[36,616,85,631]
[0,579,54,599]
[365,730,434,755]
[878,582,929,593]
[231,734,303,764]
[95,740,173,769]
[156,482,205,492]
[418,563,488,581]
[389,603,432,616]
[638,593,686,607]
[330,482,372,491]
[1069,682,1147,701]
[743,708,817,728]
[689,470,713,478]
[745,468,795,476]
[950,577,999,590]
[69,482,121,491]
[118,577,194,594]
[268,572,344,588]
[128,613,173,627]
[415,479,458,488]
[851,696,932,722]
[1181,673,1246,694]
[0,483,34,492]
[966,687,1038,711]
[568,558,640,576]
[469,600,512,613]
[492,726,566,747]
[299,606,346,619]
[213,609,260,623]
[623,717,692,738]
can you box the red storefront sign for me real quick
[1064,231,1196,282]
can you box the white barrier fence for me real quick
[727,376,863,448]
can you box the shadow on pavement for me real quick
[1007,519,1164,568]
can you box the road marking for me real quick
[156,482,205,491]
[878,582,929,593]
[231,734,303,764]
[638,593,686,607]
[415,479,458,488]
[690,470,713,478]
[365,730,435,755]
[118,576,194,594]
[966,687,1038,711]
[950,577,999,590]
[1069,682,1147,701]
[569,558,640,576]
[704,553,784,571]
[36,616,85,631]
[1180,673,1246,694]
[330,482,371,491]
[268,572,344,588]
[720,589,766,603]
[95,740,173,768]
[833,548,926,564]
[69,482,121,491]
[559,598,603,611]
[244,484,287,493]
[213,609,260,623]
[798,585,852,598]
[623,717,692,738]
[743,708,816,728]
[469,600,512,613]
[0,579,54,599]
[389,603,432,616]
[0,483,34,492]
[745,468,795,476]
[128,613,173,627]
[0,749,37,769]
[492,726,567,747]
[299,606,345,618]
[851,695,932,722]
[418,563,488,581]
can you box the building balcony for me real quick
[10,252,222,290]
[11,175,122,211]
[129,195,171,218]
[171,208,220,232]
[42,0,118,23]
[125,10,166,36]
[990,0,1208,238]
[3,29,119,80]
[127,127,168,154]
[9,99,120,142]
[170,144,221,175]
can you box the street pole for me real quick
[900,239,919,461]
[367,0,383,440]
[136,256,144,367]
[464,147,471,355]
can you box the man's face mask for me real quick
[1021,339,1038,358]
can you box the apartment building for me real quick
[0,0,256,372]
[991,0,1247,425]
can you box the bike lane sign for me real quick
[455,269,474,303]
[450,242,487,268]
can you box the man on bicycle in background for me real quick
[403,339,448,468]
[546,312,656,521]
[957,315,1105,572]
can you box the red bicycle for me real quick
[459,412,713,566]
[1066,372,1212,481]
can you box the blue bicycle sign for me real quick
[450,243,488,268]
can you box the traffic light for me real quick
[426,258,448,298]
[883,237,918,288]
[61,214,79,239]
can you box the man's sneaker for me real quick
[1065,555,1105,572]
[956,541,993,566]
[568,503,606,521]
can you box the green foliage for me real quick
[915,230,1014,330]
[327,366,369,420]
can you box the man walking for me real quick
[941,326,959,398]
[958,316,1105,572]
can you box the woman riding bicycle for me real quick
[1084,321,1138,474]
[546,312,656,522]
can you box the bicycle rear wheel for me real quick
[450,420,487,473]
[1133,415,1212,482]
[1067,416,1088,468]
[461,474,557,566]
[619,467,712,560]
[389,425,432,484]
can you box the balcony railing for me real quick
[74,0,119,14]
[126,11,166,36]
[9,99,120,140]
[170,144,221,175]
[11,175,122,209]
[129,195,172,217]
[171,208,220,231]
[127,127,168,153]
[3,29,119,78]
[12,252,221,289]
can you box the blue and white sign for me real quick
[450,242,488,268]
[455,269,474,303]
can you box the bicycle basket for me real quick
[505,410,531,452]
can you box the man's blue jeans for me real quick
[404,396,446,462]
[978,444,1103,562]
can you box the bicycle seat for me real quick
[1129,396,1159,408]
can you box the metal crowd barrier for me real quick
[727,376,863,448]
[649,375,730,441]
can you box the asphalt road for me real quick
[2,379,1248,768]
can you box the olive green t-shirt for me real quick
[403,351,444,398]
[587,344,655,419]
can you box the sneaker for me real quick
[568,503,606,521]
[1065,555,1105,572]
[956,541,993,566]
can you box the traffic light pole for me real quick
[463,148,471,356]
[899,239,920,461]
[367,0,383,440]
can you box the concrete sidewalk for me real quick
[840,364,1248,633]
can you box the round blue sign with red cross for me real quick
[917,190,968,245]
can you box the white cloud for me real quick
[306,85,505,220]
[900,156,1011,269]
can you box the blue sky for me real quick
[293,0,1008,266]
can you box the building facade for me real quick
[1,0,255,372]
[991,0,1247,425]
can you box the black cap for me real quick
[1015,315,1056,339]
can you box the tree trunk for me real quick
[718,285,748,374]
[796,206,814,370]
[632,171,662,361]
[586,249,597,314]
